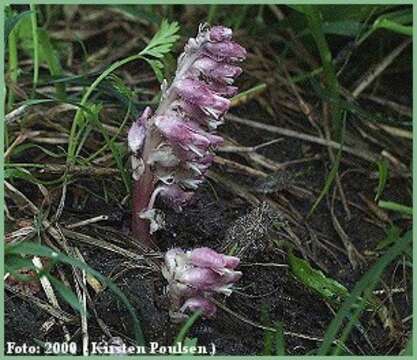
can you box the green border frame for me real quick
[0,1,414,358]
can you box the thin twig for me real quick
[66,215,110,229]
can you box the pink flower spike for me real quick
[129,24,245,245]
[209,26,233,42]
[180,297,217,318]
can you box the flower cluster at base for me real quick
[128,24,246,235]
[162,247,242,321]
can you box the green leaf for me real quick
[378,200,412,216]
[47,274,85,315]
[141,19,180,59]
[374,18,412,36]
[274,321,286,356]
[261,306,273,356]
[322,20,364,37]
[174,310,202,346]
[37,28,66,98]
[376,8,412,25]
[287,5,308,14]
[289,252,349,306]
[11,143,65,159]
[5,9,33,47]
[376,225,401,251]
[85,105,131,193]
[110,5,162,24]
[5,167,34,181]
[5,255,37,275]
[319,230,412,355]
[308,113,346,217]
[145,58,165,83]
[304,6,343,138]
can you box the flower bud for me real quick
[209,26,233,42]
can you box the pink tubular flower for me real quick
[203,41,247,62]
[128,24,246,245]
[192,57,242,84]
[175,78,231,119]
[162,247,242,321]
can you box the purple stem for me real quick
[132,167,154,247]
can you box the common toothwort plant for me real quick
[128,24,246,246]
[162,247,242,321]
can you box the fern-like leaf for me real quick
[140,19,180,59]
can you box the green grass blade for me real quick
[174,310,202,345]
[67,20,180,162]
[67,52,149,162]
[29,4,39,93]
[303,5,342,138]
[86,106,131,193]
[7,20,18,112]
[378,200,412,216]
[261,306,273,355]
[46,274,85,315]
[318,230,411,355]
[5,9,33,47]
[274,321,285,356]
[375,19,412,36]
[37,29,66,99]
[289,251,349,306]
[308,113,346,217]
